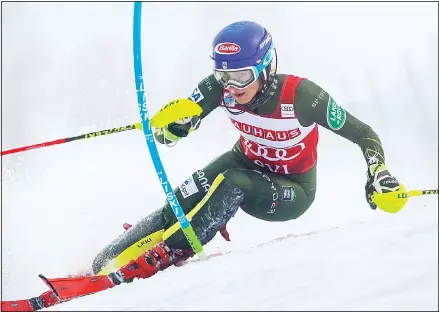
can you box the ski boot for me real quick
[109,242,193,285]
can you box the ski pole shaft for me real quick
[1,123,142,156]
[404,189,438,198]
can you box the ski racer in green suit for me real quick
[92,21,402,283]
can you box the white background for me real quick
[2,2,438,310]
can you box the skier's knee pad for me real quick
[163,173,244,250]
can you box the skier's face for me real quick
[227,79,261,105]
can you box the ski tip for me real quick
[38,274,60,298]
[38,274,47,282]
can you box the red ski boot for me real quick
[110,242,193,284]
[39,290,61,308]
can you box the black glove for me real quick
[167,116,201,138]
[365,162,400,210]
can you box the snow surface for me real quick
[2,2,438,311]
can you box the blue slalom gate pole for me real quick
[132,2,206,259]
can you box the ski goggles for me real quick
[213,44,274,89]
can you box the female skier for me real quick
[92,20,401,284]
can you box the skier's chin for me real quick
[228,83,259,105]
[234,93,255,105]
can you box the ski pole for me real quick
[1,123,143,156]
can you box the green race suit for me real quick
[92,74,386,274]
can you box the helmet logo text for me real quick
[259,34,271,50]
[215,42,241,55]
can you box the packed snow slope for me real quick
[2,2,438,311]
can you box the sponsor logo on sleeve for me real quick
[190,87,205,103]
[326,96,346,130]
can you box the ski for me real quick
[1,251,226,311]
[1,274,117,312]
[1,290,61,311]
[38,252,228,300]
[1,297,45,312]
[39,274,116,301]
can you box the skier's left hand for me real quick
[365,162,400,210]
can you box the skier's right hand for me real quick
[365,162,400,210]
[154,116,201,146]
